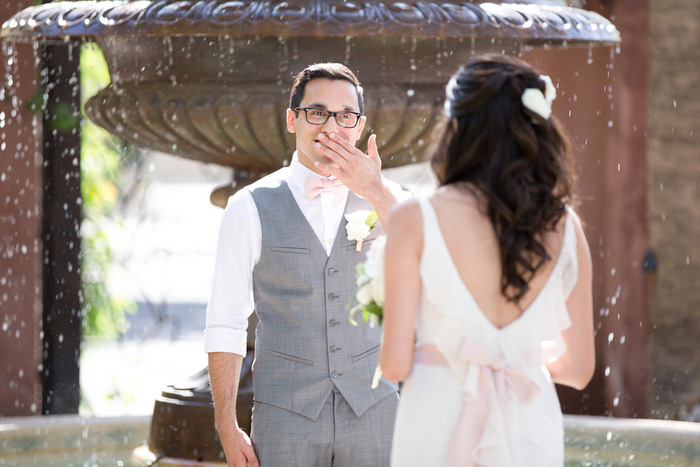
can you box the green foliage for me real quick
[362,302,383,324]
[80,43,136,338]
[23,88,44,114]
[50,101,81,131]
[365,210,378,228]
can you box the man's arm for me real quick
[205,190,262,466]
[209,352,259,467]
[314,133,398,227]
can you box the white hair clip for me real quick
[521,74,556,121]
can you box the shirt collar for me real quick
[288,152,347,196]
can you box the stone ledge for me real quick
[1,414,699,466]
[0,414,150,466]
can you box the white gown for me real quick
[390,197,578,467]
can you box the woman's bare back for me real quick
[428,184,567,330]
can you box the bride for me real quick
[379,54,595,466]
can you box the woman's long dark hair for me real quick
[431,54,574,303]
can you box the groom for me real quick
[205,63,404,467]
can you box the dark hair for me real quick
[431,54,574,303]
[289,62,364,114]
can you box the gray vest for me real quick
[250,177,397,421]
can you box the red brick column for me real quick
[0,1,43,416]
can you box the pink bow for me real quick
[444,338,540,467]
[304,177,345,200]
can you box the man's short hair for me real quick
[289,63,364,115]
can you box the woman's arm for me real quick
[546,213,595,390]
[378,199,424,383]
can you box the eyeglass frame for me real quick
[292,107,363,129]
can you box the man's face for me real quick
[286,78,366,175]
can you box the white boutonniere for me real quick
[345,210,378,252]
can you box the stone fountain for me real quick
[2,0,619,463]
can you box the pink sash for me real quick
[414,341,540,466]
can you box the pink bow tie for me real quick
[305,178,345,200]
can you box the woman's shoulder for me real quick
[432,184,482,206]
[564,206,591,265]
[390,196,422,217]
[428,185,487,227]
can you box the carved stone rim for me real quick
[1,1,620,44]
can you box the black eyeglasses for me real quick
[293,107,362,128]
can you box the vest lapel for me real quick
[277,180,329,257]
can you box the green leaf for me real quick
[23,89,45,115]
[365,301,383,325]
[365,211,378,229]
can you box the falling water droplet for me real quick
[608,332,614,344]
[605,366,611,377]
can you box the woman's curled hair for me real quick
[431,54,574,303]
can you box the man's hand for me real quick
[217,422,259,467]
[314,132,382,199]
[315,133,398,227]
[209,352,258,467]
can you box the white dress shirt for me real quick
[204,155,408,356]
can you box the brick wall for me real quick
[646,1,700,419]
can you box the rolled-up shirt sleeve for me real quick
[204,189,261,357]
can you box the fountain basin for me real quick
[1,1,620,174]
[2,414,698,466]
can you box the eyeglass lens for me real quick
[302,108,359,128]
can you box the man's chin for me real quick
[299,154,331,176]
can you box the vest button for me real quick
[328,268,336,275]
[329,319,340,327]
[331,371,341,378]
[328,293,338,301]
[330,345,341,352]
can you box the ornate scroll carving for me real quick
[2,1,620,44]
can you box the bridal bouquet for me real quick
[348,235,387,388]
[348,235,386,327]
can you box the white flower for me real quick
[366,236,386,306]
[355,283,373,305]
[346,222,371,242]
[522,88,552,120]
[348,234,387,326]
[540,74,556,103]
[363,250,382,277]
[370,274,385,307]
[522,74,556,121]
[345,210,373,242]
